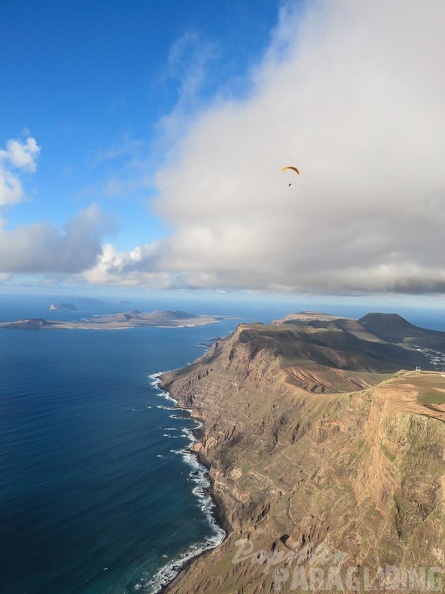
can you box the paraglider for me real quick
[282,166,300,186]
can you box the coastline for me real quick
[146,317,445,594]
[0,311,225,331]
[145,373,227,594]
[0,319,221,331]
[159,456,231,594]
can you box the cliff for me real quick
[160,315,445,593]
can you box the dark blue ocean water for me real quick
[1,294,444,594]
[0,296,248,594]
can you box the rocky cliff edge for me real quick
[159,317,445,594]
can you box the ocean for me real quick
[1,294,445,594]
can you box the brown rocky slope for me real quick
[160,315,445,593]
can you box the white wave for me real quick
[148,371,166,381]
[149,373,178,403]
[170,406,194,420]
[180,427,198,447]
[158,391,177,404]
[135,524,225,594]
[140,370,226,594]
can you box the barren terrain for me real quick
[159,313,445,594]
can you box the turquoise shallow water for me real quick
[1,295,444,593]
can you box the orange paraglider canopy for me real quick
[282,166,300,175]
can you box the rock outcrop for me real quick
[160,316,445,594]
[49,303,78,311]
[3,318,53,329]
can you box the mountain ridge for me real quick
[159,312,445,593]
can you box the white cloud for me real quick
[94,135,143,163]
[154,30,220,156]
[0,136,40,206]
[0,137,118,280]
[2,137,40,172]
[84,242,180,288]
[167,31,218,106]
[0,205,115,274]
[144,0,445,295]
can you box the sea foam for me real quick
[138,371,226,593]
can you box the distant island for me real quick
[49,303,78,311]
[0,310,223,330]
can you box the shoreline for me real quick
[159,453,230,594]
[146,373,228,594]
[0,320,221,331]
[0,311,226,331]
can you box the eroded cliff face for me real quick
[160,325,445,594]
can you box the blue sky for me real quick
[1,0,445,307]
[0,0,279,239]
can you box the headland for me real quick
[159,312,445,593]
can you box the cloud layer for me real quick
[88,0,445,294]
[5,2,445,295]
[0,205,114,275]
